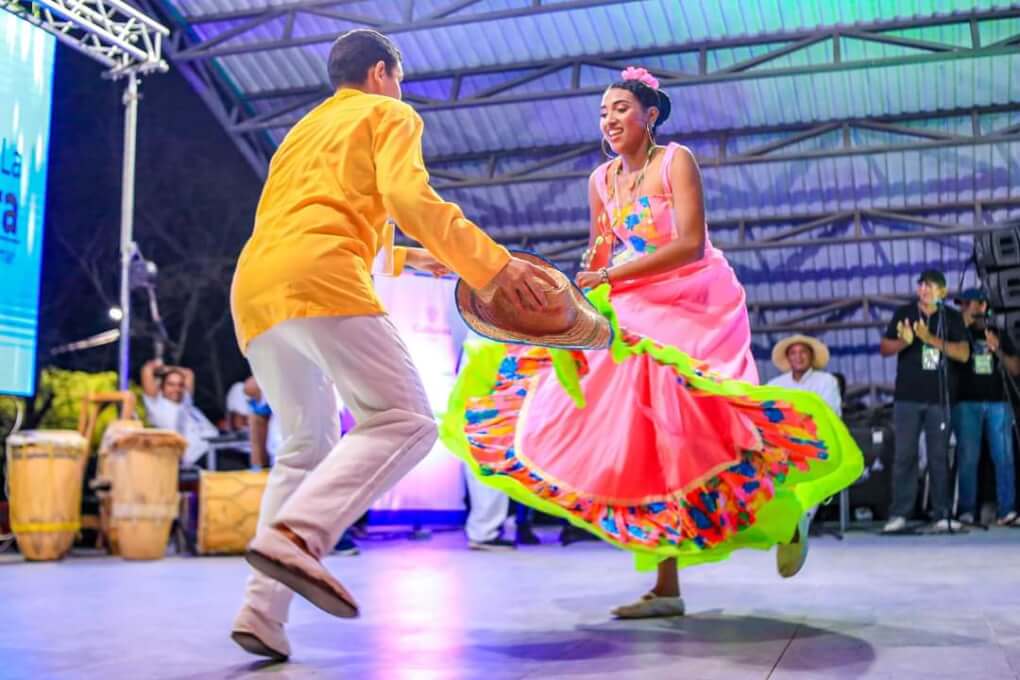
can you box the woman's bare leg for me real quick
[651,557,680,597]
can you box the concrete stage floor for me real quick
[2,525,1019,679]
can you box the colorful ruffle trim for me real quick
[440,285,863,571]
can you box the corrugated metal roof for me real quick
[155,0,1020,390]
[437,139,1020,230]
[252,48,1017,153]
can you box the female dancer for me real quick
[442,67,860,618]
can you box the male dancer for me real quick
[229,29,552,660]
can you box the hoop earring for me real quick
[601,137,617,158]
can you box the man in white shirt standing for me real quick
[141,358,220,468]
[244,376,282,469]
[767,334,841,579]
[767,335,842,417]
[225,380,252,432]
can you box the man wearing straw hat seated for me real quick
[767,335,842,417]
[228,28,555,661]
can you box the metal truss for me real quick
[223,8,1020,135]
[219,99,1020,186]
[173,0,638,60]
[147,0,1020,179]
[748,295,911,334]
[476,200,1020,263]
[181,0,631,29]
[1,0,168,76]
[428,105,1020,190]
[122,0,275,179]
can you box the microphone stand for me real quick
[931,300,965,533]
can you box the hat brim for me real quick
[455,251,613,351]
[772,335,831,372]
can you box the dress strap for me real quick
[592,161,613,208]
[659,142,680,195]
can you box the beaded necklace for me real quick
[580,144,660,270]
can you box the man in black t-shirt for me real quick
[879,270,970,532]
[952,288,1018,527]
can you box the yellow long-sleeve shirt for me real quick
[230,88,510,351]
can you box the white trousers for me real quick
[464,467,508,543]
[240,315,437,623]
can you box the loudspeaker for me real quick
[847,424,894,520]
[985,268,1020,310]
[975,225,1020,275]
[1002,311,1020,348]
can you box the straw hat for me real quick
[455,251,612,350]
[771,334,830,372]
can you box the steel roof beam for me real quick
[474,201,1020,250]
[172,7,1019,79]
[178,0,637,31]
[230,38,1020,131]
[430,127,1020,190]
[423,103,1020,166]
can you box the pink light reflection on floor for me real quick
[372,547,469,678]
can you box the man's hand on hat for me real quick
[490,256,557,312]
[896,319,915,345]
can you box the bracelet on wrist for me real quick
[599,268,611,284]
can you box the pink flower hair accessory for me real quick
[621,66,659,90]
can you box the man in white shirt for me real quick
[244,376,282,468]
[767,334,841,579]
[225,380,252,432]
[141,358,220,468]
[767,335,842,416]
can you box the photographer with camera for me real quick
[953,288,1019,526]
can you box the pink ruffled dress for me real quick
[442,144,862,570]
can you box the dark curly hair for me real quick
[607,79,672,133]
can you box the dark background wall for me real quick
[42,45,263,420]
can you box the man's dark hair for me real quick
[159,367,186,386]
[327,29,402,89]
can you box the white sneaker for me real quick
[611,592,686,619]
[882,516,907,533]
[932,518,963,532]
[958,513,975,524]
[997,511,1018,526]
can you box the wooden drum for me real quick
[6,430,89,561]
[99,428,185,560]
[197,470,268,555]
[94,420,143,555]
